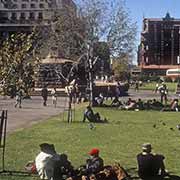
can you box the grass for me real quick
[1,107,180,179]
[137,82,177,92]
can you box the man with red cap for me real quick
[82,148,104,178]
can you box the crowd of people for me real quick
[93,94,180,112]
[28,142,169,180]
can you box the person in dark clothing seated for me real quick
[82,106,107,123]
[56,153,76,179]
[136,98,144,110]
[137,143,168,180]
[150,99,164,110]
[80,148,104,179]
[110,96,123,107]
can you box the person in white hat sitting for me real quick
[137,143,168,180]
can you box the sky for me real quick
[75,0,180,63]
[125,0,180,43]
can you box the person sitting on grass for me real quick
[35,143,75,180]
[136,98,144,110]
[170,99,179,111]
[150,99,164,110]
[110,96,123,107]
[94,93,105,107]
[161,99,179,112]
[124,98,137,110]
[80,148,104,180]
[137,143,168,180]
[82,106,108,123]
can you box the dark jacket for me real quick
[41,88,48,98]
[137,152,164,179]
[86,156,104,174]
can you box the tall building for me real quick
[0,0,76,32]
[138,13,180,75]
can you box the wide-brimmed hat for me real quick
[142,143,152,151]
[39,143,56,153]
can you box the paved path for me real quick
[0,89,179,133]
[126,89,179,100]
[0,96,68,133]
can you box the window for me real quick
[22,4,27,8]
[4,4,8,8]
[39,3,44,8]
[48,3,52,8]
[11,13,17,20]
[22,0,29,2]
[30,4,36,8]
[29,12,35,19]
[38,12,43,19]
[20,12,26,19]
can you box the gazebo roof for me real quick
[41,54,73,64]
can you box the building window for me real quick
[4,4,8,8]
[31,0,38,2]
[29,12,35,19]
[11,13,17,20]
[39,3,44,8]
[48,3,52,8]
[20,12,26,19]
[38,12,43,19]
[22,0,29,2]
[30,4,36,8]
[22,4,27,8]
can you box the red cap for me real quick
[89,148,99,155]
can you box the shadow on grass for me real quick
[126,168,180,180]
[0,170,38,177]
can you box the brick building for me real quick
[138,13,180,76]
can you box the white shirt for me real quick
[35,152,54,180]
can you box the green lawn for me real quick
[1,108,180,180]
[138,82,177,92]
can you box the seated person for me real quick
[94,93,104,106]
[151,99,164,108]
[124,99,137,110]
[137,143,168,180]
[144,100,152,110]
[35,143,60,180]
[80,148,104,178]
[161,99,179,112]
[136,98,144,110]
[35,143,74,180]
[83,106,107,123]
[57,154,76,179]
[170,99,179,111]
[110,96,123,107]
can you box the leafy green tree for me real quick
[0,30,45,96]
[112,54,131,81]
